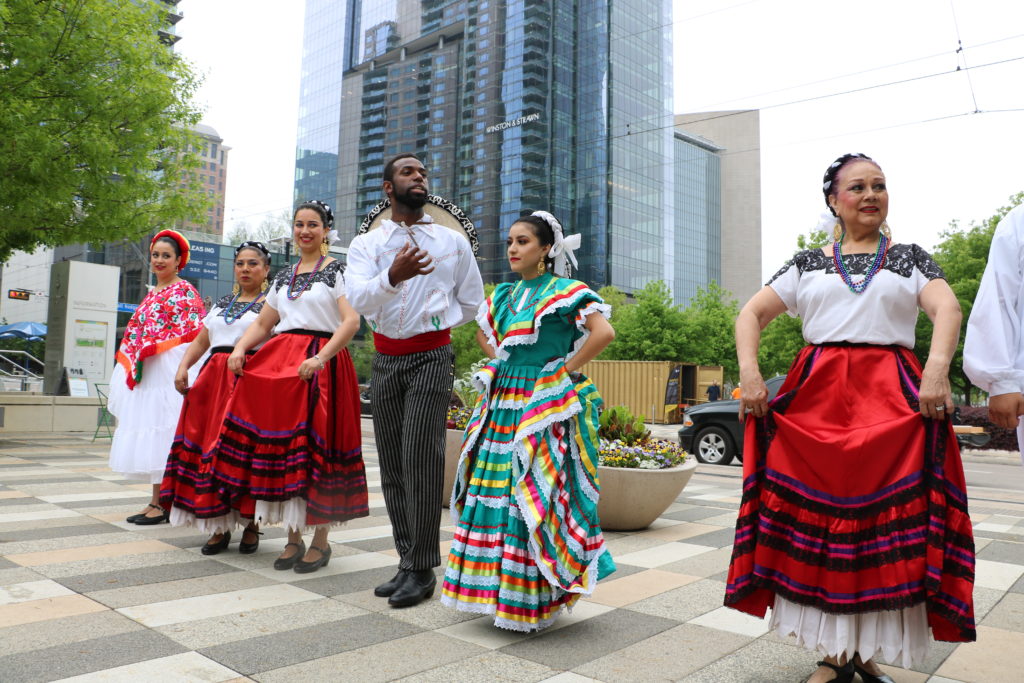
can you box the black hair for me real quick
[512,214,556,268]
[153,236,181,257]
[234,241,272,265]
[822,153,881,216]
[293,200,334,229]
[383,153,423,182]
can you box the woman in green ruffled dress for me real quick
[441,211,617,631]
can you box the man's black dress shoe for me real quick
[133,509,169,525]
[273,541,305,571]
[201,532,231,555]
[388,569,436,608]
[294,544,331,574]
[374,570,407,598]
[126,503,163,523]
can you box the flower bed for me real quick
[598,438,687,469]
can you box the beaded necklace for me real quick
[506,275,555,315]
[286,254,326,300]
[832,232,889,294]
[222,290,264,325]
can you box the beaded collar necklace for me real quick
[832,232,889,294]
[507,274,555,314]
[286,254,327,300]
[222,290,264,325]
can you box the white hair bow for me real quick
[327,229,340,245]
[532,210,580,276]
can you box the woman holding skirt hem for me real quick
[213,200,368,574]
[160,241,272,554]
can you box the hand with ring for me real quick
[918,362,952,420]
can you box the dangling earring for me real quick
[537,260,546,275]
[320,241,329,257]
[260,279,268,293]
[881,221,892,239]
[232,282,240,296]
[832,221,843,242]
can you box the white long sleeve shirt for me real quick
[345,214,484,339]
[964,205,1024,397]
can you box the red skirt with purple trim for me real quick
[723,344,976,643]
[210,331,369,527]
[160,349,240,527]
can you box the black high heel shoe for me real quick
[133,507,169,526]
[273,541,306,570]
[294,544,331,574]
[238,525,262,555]
[853,658,895,683]
[201,532,231,555]
[801,659,854,683]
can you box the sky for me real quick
[176,0,1024,281]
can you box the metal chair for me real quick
[93,383,114,441]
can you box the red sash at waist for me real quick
[373,329,450,355]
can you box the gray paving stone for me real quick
[976,539,1024,564]
[156,597,370,650]
[659,546,734,579]
[341,536,404,552]
[981,592,1024,632]
[603,562,647,580]
[676,527,737,549]
[200,612,422,675]
[0,475,97,484]
[0,497,47,509]
[626,578,728,623]
[55,558,238,593]
[678,635,819,682]
[974,586,1009,621]
[498,607,679,670]
[1010,573,1024,595]
[0,610,143,657]
[911,639,958,675]
[0,626,186,682]
[87,569,275,609]
[660,505,738,523]
[0,566,45,584]
[0,522,120,543]
[0,557,17,570]
[396,651,553,682]
[253,631,483,683]
[291,564,426,597]
[0,531,138,555]
[29,548,200,579]
[575,622,750,682]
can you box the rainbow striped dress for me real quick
[441,273,616,631]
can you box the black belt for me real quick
[279,328,333,340]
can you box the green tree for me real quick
[601,280,685,361]
[678,282,741,381]
[451,283,496,376]
[0,0,206,262]
[916,191,1024,404]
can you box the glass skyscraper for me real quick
[295,0,728,301]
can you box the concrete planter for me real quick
[443,428,464,507]
[597,457,698,531]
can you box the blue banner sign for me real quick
[117,302,138,314]
[180,240,220,280]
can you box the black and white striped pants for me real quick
[370,344,454,570]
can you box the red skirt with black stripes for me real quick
[723,344,976,643]
[210,330,369,527]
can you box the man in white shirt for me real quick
[346,153,484,607]
[963,204,1024,463]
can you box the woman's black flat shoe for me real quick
[238,527,262,554]
[133,509,169,526]
[853,662,895,683]
[201,532,231,555]
[273,541,305,570]
[127,503,163,523]
[801,660,854,683]
[294,544,331,574]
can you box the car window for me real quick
[766,376,786,400]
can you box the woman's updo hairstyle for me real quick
[822,153,879,217]
[513,214,555,267]
[154,235,181,258]
[293,199,334,229]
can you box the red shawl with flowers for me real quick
[115,280,204,389]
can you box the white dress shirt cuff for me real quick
[989,379,1024,397]
[378,268,400,295]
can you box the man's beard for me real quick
[394,186,427,209]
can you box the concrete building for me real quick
[179,123,230,238]
[675,111,763,306]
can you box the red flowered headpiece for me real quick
[151,229,191,271]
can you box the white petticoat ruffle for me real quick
[769,596,930,669]
[107,347,197,484]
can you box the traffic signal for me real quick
[7,289,30,301]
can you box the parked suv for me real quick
[678,375,787,465]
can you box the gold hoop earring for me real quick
[881,221,892,239]
[320,241,329,257]
[537,261,546,275]
[232,282,240,295]
[832,222,843,242]
[260,279,268,293]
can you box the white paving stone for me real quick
[687,605,770,637]
[974,559,1024,591]
[613,542,716,568]
[0,579,75,606]
[116,583,322,627]
[0,508,82,524]
[52,652,240,682]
